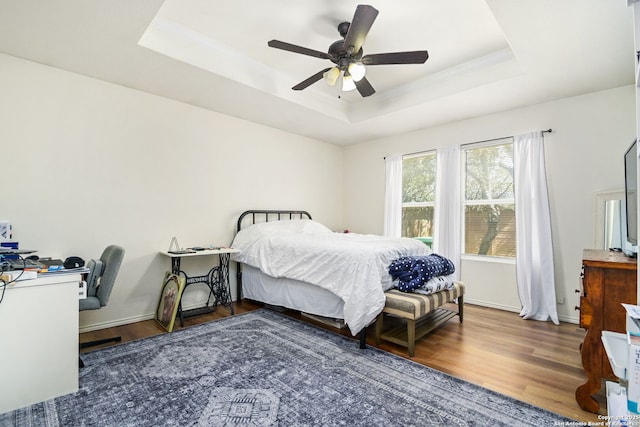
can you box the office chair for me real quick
[79,244,125,367]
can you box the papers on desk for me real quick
[602,331,629,380]
[607,381,632,426]
[167,247,227,255]
[1,267,90,283]
[624,304,640,319]
[622,304,640,415]
[623,304,640,334]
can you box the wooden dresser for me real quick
[575,249,637,413]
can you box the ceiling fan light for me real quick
[348,63,366,82]
[342,74,357,92]
[323,67,340,86]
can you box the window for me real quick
[402,151,436,247]
[462,140,515,257]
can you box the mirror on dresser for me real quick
[594,190,626,250]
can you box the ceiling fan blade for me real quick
[292,68,332,90]
[355,76,375,97]
[361,51,429,65]
[268,40,332,60]
[343,5,379,54]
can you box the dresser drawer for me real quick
[579,296,592,330]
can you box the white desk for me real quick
[160,248,240,325]
[0,273,81,414]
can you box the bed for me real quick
[231,210,432,340]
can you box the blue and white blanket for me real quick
[389,254,456,294]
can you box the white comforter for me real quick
[232,221,431,335]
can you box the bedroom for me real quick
[0,0,636,424]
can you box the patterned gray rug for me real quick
[2,309,575,426]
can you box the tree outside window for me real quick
[463,141,515,257]
[402,152,436,247]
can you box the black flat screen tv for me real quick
[624,138,638,256]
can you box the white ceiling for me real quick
[0,0,635,145]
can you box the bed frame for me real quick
[234,209,367,349]
[236,209,312,302]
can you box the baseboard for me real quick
[78,300,228,333]
[79,299,579,334]
[79,313,155,333]
[465,298,579,325]
[464,298,521,313]
[557,313,579,324]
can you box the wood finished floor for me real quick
[80,301,604,423]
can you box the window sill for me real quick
[460,254,516,265]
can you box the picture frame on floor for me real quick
[156,272,185,332]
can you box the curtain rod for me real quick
[460,128,552,148]
[384,129,552,159]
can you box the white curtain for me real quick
[514,131,559,325]
[434,146,461,280]
[384,155,402,237]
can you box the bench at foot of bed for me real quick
[375,282,465,357]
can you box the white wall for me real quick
[0,53,344,331]
[1,51,634,329]
[343,85,636,323]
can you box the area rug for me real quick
[2,309,575,426]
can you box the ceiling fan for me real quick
[267,4,429,97]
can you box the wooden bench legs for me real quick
[375,283,465,357]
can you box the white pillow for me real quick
[231,219,331,250]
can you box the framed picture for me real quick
[156,272,186,332]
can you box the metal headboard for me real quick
[237,210,312,233]
[235,210,312,301]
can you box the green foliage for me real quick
[399,143,516,256]
[402,154,436,203]
[464,143,515,255]
[402,206,434,238]
[465,143,513,200]
[401,153,436,239]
